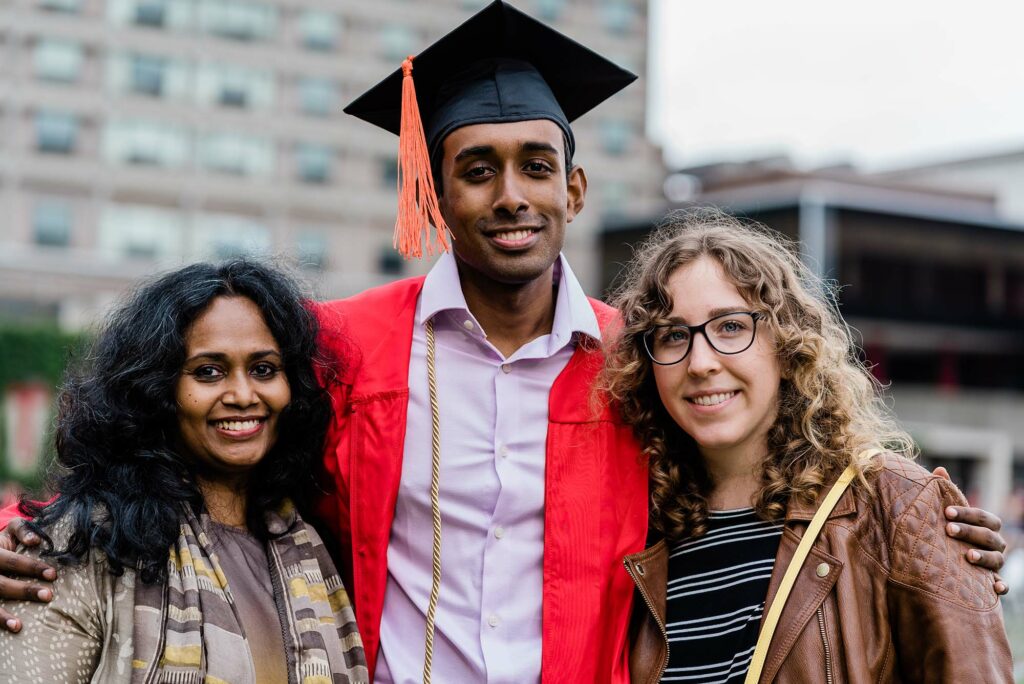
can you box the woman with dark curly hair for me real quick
[603,209,1011,683]
[0,260,367,683]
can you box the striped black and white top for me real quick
[661,508,784,684]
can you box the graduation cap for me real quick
[344,0,637,259]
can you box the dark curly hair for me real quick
[22,259,339,582]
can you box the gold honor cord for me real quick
[422,318,444,684]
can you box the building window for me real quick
[107,52,188,100]
[602,180,629,220]
[298,78,335,117]
[380,155,398,188]
[39,0,82,13]
[134,0,166,26]
[600,119,632,156]
[299,10,340,51]
[130,54,166,96]
[200,133,274,177]
[534,0,565,20]
[296,143,332,184]
[197,63,274,110]
[379,25,416,61]
[100,204,183,260]
[32,201,72,247]
[35,111,78,154]
[194,213,270,259]
[107,0,191,30]
[378,244,404,276]
[198,0,277,42]
[103,120,190,167]
[33,39,83,83]
[296,231,327,270]
[601,0,636,35]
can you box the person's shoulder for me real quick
[862,452,967,534]
[863,451,966,519]
[316,277,426,319]
[585,298,624,344]
[869,452,938,492]
[312,277,426,371]
[31,512,118,573]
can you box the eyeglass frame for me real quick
[642,311,764,366]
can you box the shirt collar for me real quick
[418,252,601,343]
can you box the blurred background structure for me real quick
[605,154,1024,513]
[0,0,665,494]
[1,0,1023,670]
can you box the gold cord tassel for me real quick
[422,318,443,683]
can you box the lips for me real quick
[687,391,738,407]
[485,225,541,250]
[211,417,266,438]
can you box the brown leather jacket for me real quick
[626,454,1012,683]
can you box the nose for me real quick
[223,371,259,408]
[491,168,529,216]
[686,332,721,378]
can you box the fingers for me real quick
[0,547,56,583]
[7,519,41,547]
[993,573,1009,596]
[931,466,951,481]
[962,547,1005,573]
[0,574,52,603]
[0,606,22,633]
[945,506,1004,537]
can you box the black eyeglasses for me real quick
[643,311,763,366]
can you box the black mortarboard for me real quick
[344,0,637,259]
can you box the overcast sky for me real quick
[647,0,1024,171]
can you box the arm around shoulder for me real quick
[886,477,1013,682]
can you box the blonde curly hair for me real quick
[601,208,915,542]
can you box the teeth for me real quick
[690,392,736,407]
[216,419,261,432]
[494,230,533,241]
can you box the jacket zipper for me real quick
[266,542,299,684]
[816,605,834,684]
[623,558,670,682]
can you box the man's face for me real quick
[438,119,586,287]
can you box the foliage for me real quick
[0,323,86,490]
[0,324,84,388]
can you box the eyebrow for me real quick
[521,141,559,155]
[452,141,560,162]
[453,145,493,162]
[665,307,751,325]
[184,349,281,363]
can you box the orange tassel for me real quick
[394,56,451,259]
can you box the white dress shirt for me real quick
[374,252,600,683]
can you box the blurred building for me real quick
[0,0,665,330]
[603,157,1024,512]
[877,148,1024,225]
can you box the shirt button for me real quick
[815,563,830,577]
[487,614,500,628]
[463,319,475,331]
[494,526,505,539]
[501,363,512,374]
[499,446,510,459]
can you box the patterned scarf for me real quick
[131,501,367,684]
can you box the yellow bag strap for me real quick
[743,449,879,684]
